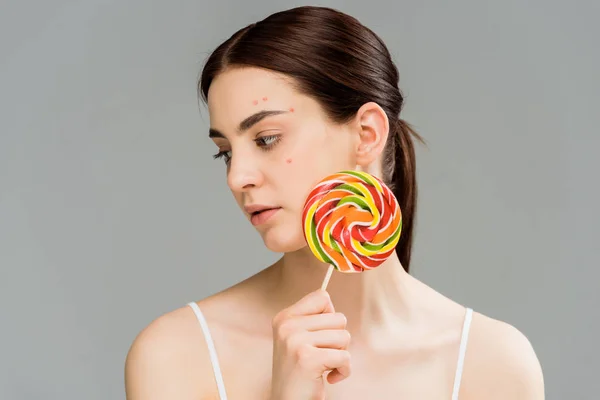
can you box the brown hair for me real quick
[198,6,425,272]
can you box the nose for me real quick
[227,151,264,193]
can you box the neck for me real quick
[268,246,417,340]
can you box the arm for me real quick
[125,310,216,400]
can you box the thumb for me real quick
[326,364,351,384]
[321,290,335,314]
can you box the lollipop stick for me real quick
[320,265,334,291]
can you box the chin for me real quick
[260,224,307,253]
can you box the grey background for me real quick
[0,0,598,399]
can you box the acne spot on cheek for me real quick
[252,100,259,105]
[262,97,268,101]
[289,107,295,112]
[286,158,292,164]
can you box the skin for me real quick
[125,67,545,399]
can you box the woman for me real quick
[125,6,544,399]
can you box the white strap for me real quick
[451,307,473,400]
[187,302,228,400]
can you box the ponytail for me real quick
[390,118,425,273]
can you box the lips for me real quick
[244,204,282,226]
[244,204,279,215]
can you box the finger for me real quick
[308,330,351,349]
[289,313,347,332]
[327,367,351,384]
[319,348,351,380]
[285,289,335,318]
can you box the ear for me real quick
[354,102,390,166]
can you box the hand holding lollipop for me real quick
[302,170,402,289]
[269,171,402,398]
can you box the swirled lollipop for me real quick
[301,170,402,289]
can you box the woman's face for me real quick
[207,67,359,253]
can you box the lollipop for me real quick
[301,170,402,289]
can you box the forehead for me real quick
[207,67,301,128]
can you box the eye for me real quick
[212,134,281,165]
[255,134,281,150]
[212,149,232,164]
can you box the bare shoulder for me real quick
[461,311,545,399]
[124,302,219,400]
[123,269,271,400]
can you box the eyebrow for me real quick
[209,110,289,139]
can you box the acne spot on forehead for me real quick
[262,97,268,101]
[286,158,292,164]
[289,107,295,112]
[252,100,259,105]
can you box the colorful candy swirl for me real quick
[301,170,402,273]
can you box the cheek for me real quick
[279,150,328,206]
[279,129,349,188]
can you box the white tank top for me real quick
[188,302,473,400]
